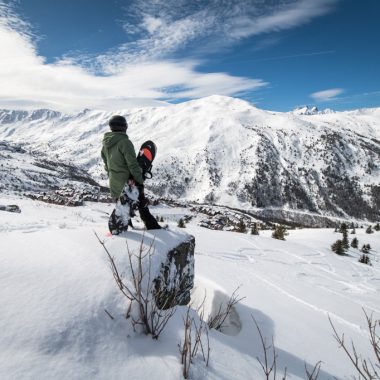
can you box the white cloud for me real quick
[142,15,165,34]
[110,0,339,65]
[226,0,338,38]
[310,88,344,102]
[0,0,339,112]
[0,4,266,112]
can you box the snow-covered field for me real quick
[1,196,379,379]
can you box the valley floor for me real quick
[0,196,379,379]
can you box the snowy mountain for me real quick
[292,105,320,115]
[0,95,379,223]
[291,106,335,115]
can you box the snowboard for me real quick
[137,140,157,179]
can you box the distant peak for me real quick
[292,105,319,115]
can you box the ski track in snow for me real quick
[196,232,380,329]
[1,198,380,380]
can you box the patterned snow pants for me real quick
[108,184,161,235]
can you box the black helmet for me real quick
[109,115,128,132]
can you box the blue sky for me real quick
[0,0,379,112]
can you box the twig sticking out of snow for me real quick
[207,287,244,331]
[329,310,380,380]
[179,302,210,379]
[95,232,177,339]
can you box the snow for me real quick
[0,196,379,379]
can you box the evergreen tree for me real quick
[237,219,247,233]
[272,225,288,240]
[160,216,164,222]
[342,229,349,249]
[374,223,380,231]
[251,222,259,235]
[351,237,359,249]
[339,223,348,234]
[178,218,186,228]
[334,226,338,233]
[331,240,345,255]
[366,225,373,234]
[358,254,371,265]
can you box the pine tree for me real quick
[251,222,259,235]
[160,216,164,222]
[237,219,247,233]
[272,225,288,240]
[339,223,348,234]
[351,237,359,249]
[178,218,186,228]
[331,240,345,255]
[342,229,349,249]
[358,254,371,265]
[366,225,374,234]
[374,223,380,231]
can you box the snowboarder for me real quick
[101,115,161,234]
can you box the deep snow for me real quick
[0,196,379,379]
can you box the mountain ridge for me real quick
[1,96,379,223]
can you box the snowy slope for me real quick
[0,196,379,379]
[0,96,379,222]
[0,141,101,194]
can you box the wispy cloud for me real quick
[310,88,344,102]
[0,1,267,112]
[247,50,335,63]
[0,0,339,111]
[87,0,339,70]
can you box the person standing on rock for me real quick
[101,115,161,233]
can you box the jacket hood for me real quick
[102,132,128,148]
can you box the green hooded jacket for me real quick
[101,132,143,198]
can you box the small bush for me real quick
[178,218,186,228]
[272,225,288,240]
[361,244,371,253]
[236,219,247,233]
[366,225,374,234]
[251,222,259,235]
[374,223,380,231]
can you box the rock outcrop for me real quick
[153,235,195,309]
